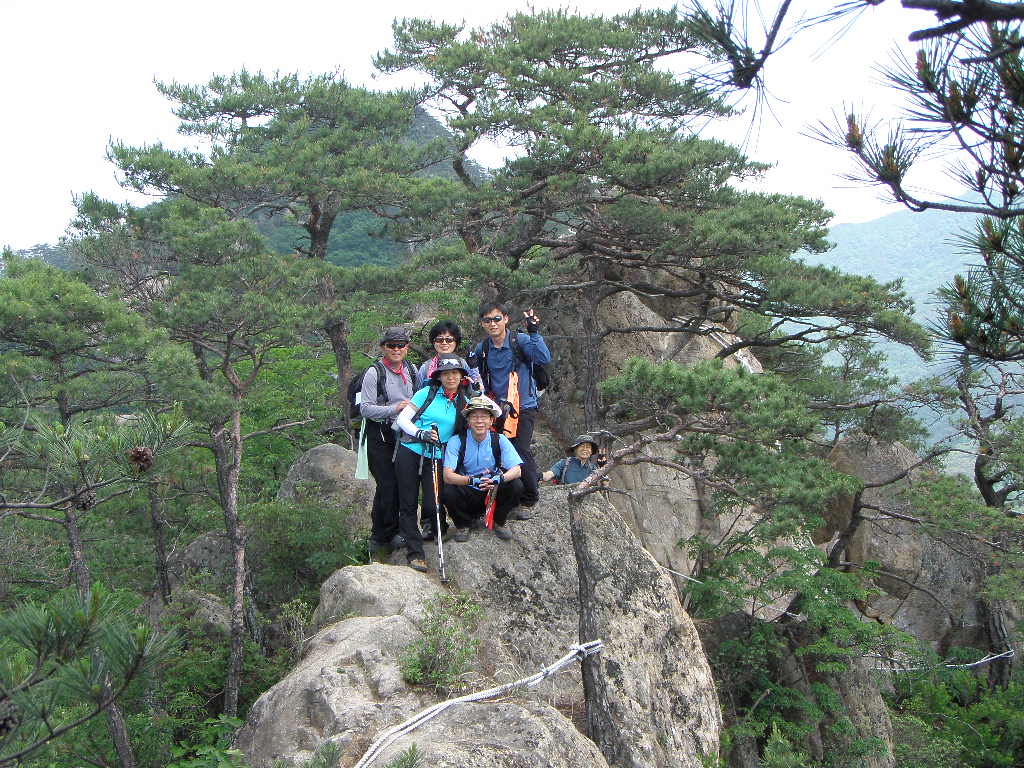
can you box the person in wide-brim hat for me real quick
[542,434,601,485]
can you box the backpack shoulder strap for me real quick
[373,361,387,404]
[560,458,571,484]
[411,382,441,425]
[491,431,503,471]
[405,359,419,390]
[456,429,469,475]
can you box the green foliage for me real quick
[761,722,810,768]
[166,716,246,768]
[382,745,423,768]
[887,658,1024,768]
[152,599,289,739]
[0,584,175,766]
[400,593,481,695]
[245,499,367,608]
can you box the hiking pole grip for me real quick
[430,424,447,583]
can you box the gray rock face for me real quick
[373,700,611,768]
[277,443,374,514]
[235,611,431,767]
[312,563,442,631]
[168,530,233,592]
[571,498,722,768]
[826,435,988,654]
[433,484,587,706]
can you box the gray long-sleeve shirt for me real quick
[359,361,419,423]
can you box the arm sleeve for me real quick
[548,458,566,477]
[443,435,462,471]
[359,366,385,421]
[396,388,429,437]
[518,331,551,365]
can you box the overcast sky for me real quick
[0,1,942,251]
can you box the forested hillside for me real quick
[3,5,1024,768]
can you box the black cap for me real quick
[379,327,411,345]
[566,434,598,455]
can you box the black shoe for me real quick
[494,525,514,541]
[390,534,406,550]
[368,539,392,561]
[454,527,470,542]
[510,507,533,521]
[422,527,436,542]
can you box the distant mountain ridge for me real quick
[811,205,979,383]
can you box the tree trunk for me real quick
[213,410,247,718]
[147,483,172,606]
[63,510,138,768]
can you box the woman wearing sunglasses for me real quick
[417,321,481,394]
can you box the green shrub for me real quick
[400,593,482,695]
[245,499,367,607]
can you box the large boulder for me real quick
[312,563,442,631]
[236,567,438,768]
[571,496,721,768]
[277,443,374,514]
[418,484,588,706]
[371,700,611,768]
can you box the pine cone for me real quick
[0,694,19,738]
[74,489,97,511]
[127,445,154,473]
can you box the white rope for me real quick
[352,640,604,768]
[865,648,1015,672]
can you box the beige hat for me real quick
[462,395,502,418]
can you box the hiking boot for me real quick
[421,527,436,542]
[510,507,533,521]
[493,525,514,541]
[454,527,470,542]
[390,534,406,550]
[407,557,429,573]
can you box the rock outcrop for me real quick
[277,443,374,514]
[236,567,440,767]
[825,435,988,654]
[571,497,721,768]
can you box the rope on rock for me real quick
[352,639,604,768]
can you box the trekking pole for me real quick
[430,424,448,584]
[484,484,498,530]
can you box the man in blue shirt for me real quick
[468,301,550,515]
[442,396,524,542]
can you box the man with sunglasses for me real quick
[468,301,550,513]
[360,327,420,558]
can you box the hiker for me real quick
[359,327,420,559]
[542,434,602,484]
[467,301,550,516]
[394,354,474,572]
[442,395,524,542]
[417,321,481,392]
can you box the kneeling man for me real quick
[442,396,524,542]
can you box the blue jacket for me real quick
[474,331,551,411]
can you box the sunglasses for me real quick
[480,315,504,324]
[433,336,456,343]
[384,342,408,349]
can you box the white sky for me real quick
[0,1,945,251]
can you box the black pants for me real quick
[395,444,446,560]
[366,421,400,545]
[511,408,539,507]
[442,479,523,529]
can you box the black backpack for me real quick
[474,331,551,396]
[348,360,418,422]
[455,429,504,475]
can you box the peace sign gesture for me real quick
[523,309,540,332]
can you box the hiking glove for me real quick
[490,473,503,486]
[416,429,440,445]
[525,317,540,333]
